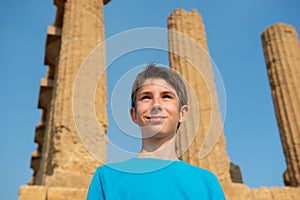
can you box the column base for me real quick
[18,185,88,200]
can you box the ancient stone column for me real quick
[167,9,231,183]
[261,23,300,187]
[19,0,110,199]
[40,0,110,188]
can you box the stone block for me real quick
[18,185,46,200]
[47,187,88,200]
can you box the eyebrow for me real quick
[138,90,150,95]
[161,90,176,96]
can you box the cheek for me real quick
[136,102,151,115]
[165,104,180,116]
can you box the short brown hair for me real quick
[131,63,188,109]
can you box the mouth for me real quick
[145,116,167,123]
[146,115,167,119]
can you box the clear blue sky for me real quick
[0,0,299,199]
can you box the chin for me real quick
[143,127,175,139]
[141,126,162,137]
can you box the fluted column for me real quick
[168,9,231,183]
[261,23,300,187]
[38,0,108,188]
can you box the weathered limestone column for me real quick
[167,9,231,183]
[40,0,109,188]
[261,23,300,187]
[19,0,110,199]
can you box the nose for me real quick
[150,98,162,113]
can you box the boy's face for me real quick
[130,78,188,138]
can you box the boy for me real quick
[87,64,226,199]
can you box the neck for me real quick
[137,133,179,160]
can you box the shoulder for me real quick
[177,162,226,199]
[178,161,217,176]
[92,158,142,175]
[176,161,222,185]
[93,162,120,175]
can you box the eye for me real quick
[162,94,172,99]
[140,95,151,100]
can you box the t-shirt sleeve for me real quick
[86,168,105,200]
[210,174,226,200]
[213,183,226,199]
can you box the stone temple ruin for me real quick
[18,1,300,199]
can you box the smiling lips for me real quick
[146,116,167,123]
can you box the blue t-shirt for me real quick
[87,158,226,200]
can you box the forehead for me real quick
[137,78,176,93]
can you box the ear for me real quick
[179,105,188,123]
[130,107,138,124]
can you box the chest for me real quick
[103,172,211,200]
